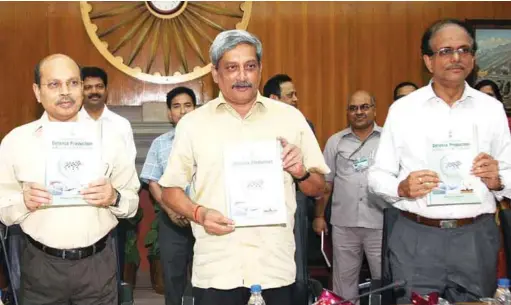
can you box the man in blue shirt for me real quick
[141,86,197,305]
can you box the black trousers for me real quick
[193,284,293,305]
[159,212,195,305]
[20,236,117,305]
[389,213,499,304]
[293,190,311,305]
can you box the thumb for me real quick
[278,137,288,147]
[219,216,235,226]
[210,210,235,226]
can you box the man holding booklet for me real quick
[0,54,140,304]
[368,19,511,303]
[159,30,329,305]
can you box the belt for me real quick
[400,211,486,229]
[26,234,108,260]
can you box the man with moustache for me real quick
[368,19,511,302]
[141,86,197,305]
[158,30,329,305]
[80,67,136,160]
[263,73,316,305]
[0,54,140,304]
[263,74,315,133]
[80,66,141,285]
[314,91,384,303]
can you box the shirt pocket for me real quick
[336,150,356,175]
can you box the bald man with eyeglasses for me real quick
[314,90,387,303]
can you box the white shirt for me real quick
[80,105,136,161]
[368,83,511,219]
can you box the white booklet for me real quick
[44,121,102,206]
[427,126,481,206]
[223,139,287,227]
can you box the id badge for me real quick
[353,157,369,172]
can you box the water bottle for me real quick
[247,284,266,305]
[494,278,511,305]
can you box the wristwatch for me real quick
[496,178,505,192]
[294,171,311,183]
[111,189,121,207]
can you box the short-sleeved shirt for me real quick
[159,92,330,290]
[323,124,386,229]
[140,130,175,184]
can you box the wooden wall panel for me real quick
[1,1,511,147]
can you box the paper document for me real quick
[427,126,481,206]
[224,139,287,227]
[44,121,102,206]
[321,231,331,268]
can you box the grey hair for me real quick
[209,30,263,67]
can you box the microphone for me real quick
[331,280,407,305]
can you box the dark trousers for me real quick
[20,236,118,305]
[159,212,195,305]
[389,213,499,304]
[193,285,293,305]
[293,191,310,305]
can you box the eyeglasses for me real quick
[40,79,82,91]
[348,104,374,113]
[431,47,474,58]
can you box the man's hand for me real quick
[279,137,306,179]
[312,216,328,235]
[168,209,190,227]
[472,153,502,190]
[398,170,440,199]
[23,183,51,211]
[81,177,116,207]
[197,207,234,236]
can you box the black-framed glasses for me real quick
[348,104,374,113]
[431,47,474,58]
[41,79,82,91]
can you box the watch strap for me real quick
[112,189,121,207]
[294,171,311,183]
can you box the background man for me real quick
[80,66,141,286]
[141,86,197,305]
[314,90,384,302]
[263,73,316,305]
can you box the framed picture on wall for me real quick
[466,19,511,111]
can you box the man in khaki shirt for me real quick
[159,30,329,305]
[0,54,140,304]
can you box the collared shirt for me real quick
[140,129,175,184]
[159,92,330,290]
[324,124,387,229]
[0,112,140,249]
[80,105,137,161]
[368,82,511,219]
